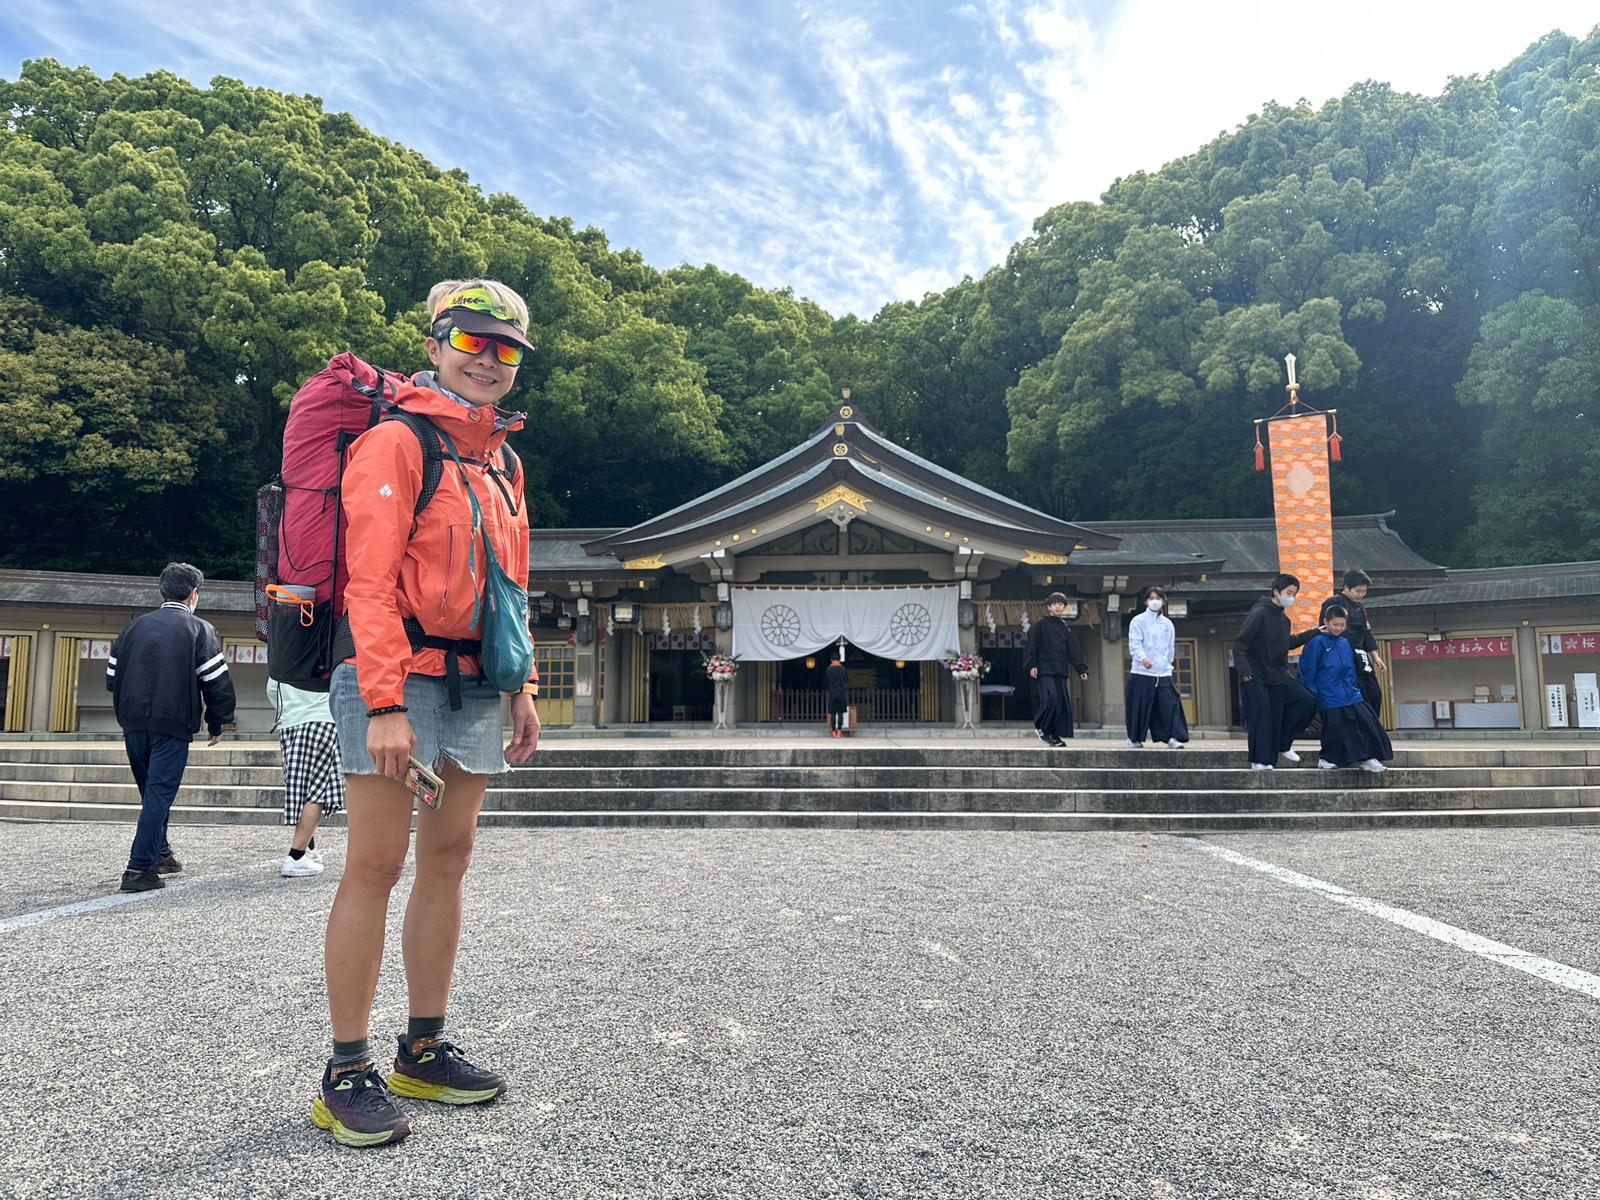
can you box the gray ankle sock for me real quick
[330,1037,369,1068]
[405,1016,446,1051]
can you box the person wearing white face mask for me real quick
[1233,573,1322,771]
[1125,587,1189,749]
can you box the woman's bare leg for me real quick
[401,760,488,1020]
[324,776,413,1043]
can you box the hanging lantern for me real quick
[805,656,816,670]
[895,660,906,669]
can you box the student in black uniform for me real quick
[1234,574,1322,771]
[825,658,849,737]
[1024,592,1090,748]
[1319,569,1385,720]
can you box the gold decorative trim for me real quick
[809,485,872,513]
[834,423,845,436]
[1021,550,1070,565]
[623,555,665,570]
[832,442,849,457]
[839,405,854,419]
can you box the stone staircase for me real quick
[3,742,1600,830]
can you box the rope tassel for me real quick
[1253,421,1265,472]
[1328,410,1343,464]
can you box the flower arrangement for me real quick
[703,652,739,682]
[941,652,990,682]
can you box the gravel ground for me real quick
[1,821,1596,1199]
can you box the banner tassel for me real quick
[1328,410,1343,464]
[1253,421,1265,472]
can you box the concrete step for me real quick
[4,745,1600,768]
[4,779,1596,814]
[5,762,1599,791]
[2,797,1597,832]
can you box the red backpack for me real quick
[254,353,520,689]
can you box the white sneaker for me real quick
[280,854,324,878]
[1317,759,1338,770]
[1249,763,1275,772]
[1167,738,1185,750]
[1127,740,1144,748]
[1359,759,1386,774]
[1280,750,1301,764]
[307,847,323,863]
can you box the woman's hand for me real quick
[507,693,541,764]
[368,712,416,781]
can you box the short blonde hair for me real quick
[426,278,530,329]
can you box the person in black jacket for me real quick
[106,563,236,892]
[1319,569,1385,721]
[1234,573,1322,770]
[825,658,849,737]
[1024,592,1090,747]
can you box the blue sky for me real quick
[3,1,1596,315]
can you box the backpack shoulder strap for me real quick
[377,409,446,530]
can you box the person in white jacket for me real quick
[1125,587,1190,749]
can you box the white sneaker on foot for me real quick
[1249,763,1274,772]
[1280,749,1301,764]
[1127,740,1144,748]
[281,854,324,878]
[1359,759,1386,773]
[1317,759,1338,770]
[1167,738,1185,749]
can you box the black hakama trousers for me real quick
[1241,678,1317,766]
[1034,674,1076,739]
[1319,703,1393,766]
[1125,674,1190,744]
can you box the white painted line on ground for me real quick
[0,857,294,935]
[1189,839,1600,1001]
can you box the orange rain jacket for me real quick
[340,380,536,712]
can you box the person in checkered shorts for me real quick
[269,678,344,877]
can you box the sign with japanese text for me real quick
[1391,636,1513,660]
[1540,632,1600,655]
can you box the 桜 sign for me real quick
[1392,637,1513,659]
[1540,633,1600,655]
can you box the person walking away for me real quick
[106,563,236,893]
[269,678,344,877]
[825,658,848,737]
[1234,573,1321,772]
[1297,607,1392,773]
[313,280,541,1149]
[1320,569,1386,721]
[1125,587,1189,749]
[1024,592,1090,747]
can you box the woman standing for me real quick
[1320,569,1385,720]
[826,658,848,737]
[1125,587,1189,749]
[312,280,541,1148]
[1297,606,1392,773]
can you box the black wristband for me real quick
[367,704,408,718]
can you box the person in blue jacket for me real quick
[1297,606,1393,773]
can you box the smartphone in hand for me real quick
[404,757,445,811]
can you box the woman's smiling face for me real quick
[427,329,518,407]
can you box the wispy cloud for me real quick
[2,0,1596,315]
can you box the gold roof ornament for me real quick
[832,443,849,457]
[1021,550,1070,565]
[622,554,665,570]
[809,485,872,513]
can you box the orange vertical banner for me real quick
[1267,413,1333,636]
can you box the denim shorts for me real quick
[330,663,508,777]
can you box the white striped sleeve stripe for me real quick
[200,663,229,683]
[196,652,225,677]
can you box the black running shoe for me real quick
[1046,734,1066,748]
[119,869,164,893]
[388,1036,507,1105]
[1035,727,1050,744]
[155,853,182,875]
[311,1063,411,1148]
